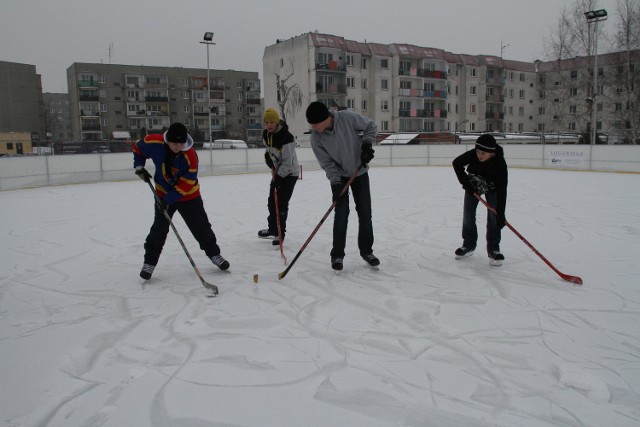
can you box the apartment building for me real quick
[67,63,261,144]
[264,32,639,143]
[0,61,46,139]
[43,93,72,142]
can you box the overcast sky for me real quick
[0,0,621,93]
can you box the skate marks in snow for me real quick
[1,169,640,426]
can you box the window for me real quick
[538,107,545,115]
[518,106,524,116]
[361,57,368,69]
[183,90,190,99]
[570,88,578,96]
[280,58,284,68]
[346,76,355,88]
[471,68,477,77]
[380,121,389,131]
[519,89,525,99]
[381,79,388,90]
[470,104,476,114]
[317,52,333,65]
[400,81,411,89]
[184,105,190,113]
[380,58,389,69]
[346,98,355,109]
[570,70,578,79]
[361,100,367,111]
[568,122,576,130]
[615,102,622,111]
[346,55,354,66]
[519,73,525,82]
[361,78,368,90]
[509,89,514,99]
[380,100,388,111]
[569,105,577,114]
[100,104,107,112]
[470,85,476,95]
[237,105,243,113]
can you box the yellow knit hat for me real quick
[263,108,280,123]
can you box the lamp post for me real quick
[200,32,215,149]
[584,9,607,145]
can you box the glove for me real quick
[497,214,506,230]
[462,181,475,193]
[155,198,168,212]
[264,152,274,169]
[273,174,284,189]
[468,174,494,195]
[331,182,347,202]
[135,167,151,183]
[361,143,375,164]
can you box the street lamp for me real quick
[200,32,215,148]
[584,9,607,145]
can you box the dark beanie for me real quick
[306,101,330,124]
[475,134,497,152]
[165,122,189,143]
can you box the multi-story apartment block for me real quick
[264,32,639,144]
[0,61,46,139]
[43,93,72,142]
[67,63,261,144]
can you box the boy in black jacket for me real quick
[452,134,508,265]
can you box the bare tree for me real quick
[611,0,640,143]
[274,59,303,122]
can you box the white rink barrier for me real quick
[1,144,639,191]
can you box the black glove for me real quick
[273,174,284,189]
[497,214,506,230]
[331,182,347,202]
[462,181,475,193]
[135,167,152,183]
[264,152,274,169]
[361,143,375,164]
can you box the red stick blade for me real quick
[563,274,583,285]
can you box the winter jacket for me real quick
[452,145,508,215]
[263,121,299,178]
[310,110,377,185]
[132,132,200,205]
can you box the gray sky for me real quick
[0,0,620,93]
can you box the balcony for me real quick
[145,96,169,103]
[78,80,98,88]
[79,95,99,101]
[315,61,346,72]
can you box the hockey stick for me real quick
[278,165,364,280]
[273,186,287,265]
[474,193,583,285]
[145,179,219,295]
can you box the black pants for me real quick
[331,172,374,259]
[144,196,221,266]
[266,175,297,238]
[462,190,501,254]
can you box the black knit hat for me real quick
[165,122,189,143]
[475,134,497,152]
[306,101,330,124]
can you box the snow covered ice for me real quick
[1,166,639,426]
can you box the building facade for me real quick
[43,92,72,142]
[66,63,261,144]
[263,32,639,144]
[0,61,46,140]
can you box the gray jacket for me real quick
[310,110,377,185]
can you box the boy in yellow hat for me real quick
[258,108,299,246]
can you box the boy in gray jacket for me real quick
[306,101,379,271]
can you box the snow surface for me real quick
[1,166,639,427]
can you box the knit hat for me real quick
[165,122,189,143]
[475,134,497,152]
[306,101,330,124]
[263,108,280,123]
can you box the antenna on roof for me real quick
[108,42,114,64]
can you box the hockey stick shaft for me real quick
[278,165,364,280]
[474,193,582,285]
[145,180,219,294]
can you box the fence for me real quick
[1,144,639,191]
